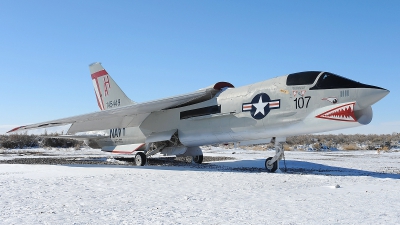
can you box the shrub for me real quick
[342,144,358,150]
[0,134,83,149]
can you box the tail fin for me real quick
[89,62,134,110]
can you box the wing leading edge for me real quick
[8,82,234,134]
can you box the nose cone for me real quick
[357,87,390,109]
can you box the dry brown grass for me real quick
[377,146,390,154]
[250,145,266,151]
[342,144,358,150]
[283,144,292,151]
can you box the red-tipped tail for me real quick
[89,62,134,110]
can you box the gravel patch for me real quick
[0,156,236,167]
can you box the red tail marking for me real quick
[103,76,110,96]
[94,90,104,110]
[91,69,109,110]
[91,69,108,80]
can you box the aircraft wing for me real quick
[42,135,108,140]
[8,82,234,134]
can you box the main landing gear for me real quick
[133,152,204,166]
[135,152,147,166]
[265,137,285,173]
[192,155,203,164]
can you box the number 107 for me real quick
[294,96,311,109]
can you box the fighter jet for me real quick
[8,63,389,172]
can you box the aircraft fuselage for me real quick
[93,72,388,149]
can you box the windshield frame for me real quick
[286,71,323,86]
[310,72,385,90]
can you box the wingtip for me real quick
[6,126,26,133]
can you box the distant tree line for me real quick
[0,133,399,150]
[287,133,400,146]
[218,133,400,151]
[0,133,83,149]
[286,133,400,150]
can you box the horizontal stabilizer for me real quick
[102,143,145,154]
[43,135,108,141]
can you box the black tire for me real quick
[192,155,203,164]
[135,152,147,166]
[265,157,278,172]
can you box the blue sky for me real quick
[1,1,399,134]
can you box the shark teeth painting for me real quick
[316,102,357,122]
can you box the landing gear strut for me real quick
[135,152,147,166]
[265,137,285,173]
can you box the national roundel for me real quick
[242,93,281,120]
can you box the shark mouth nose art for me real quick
[316,102,356,122]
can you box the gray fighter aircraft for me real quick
[8,63,389,172]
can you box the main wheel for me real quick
[192,155,203,164]
[265,157,278,172]
[135,152,147,166]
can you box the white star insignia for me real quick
[253,96,269,116]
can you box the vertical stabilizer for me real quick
[89,62,134,110]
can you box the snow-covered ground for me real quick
[1,147,400,224]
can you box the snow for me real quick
[1,147,400,224]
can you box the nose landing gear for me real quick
[265,137,286,173]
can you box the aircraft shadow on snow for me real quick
[63,157,400,179]
[281,160,400,179]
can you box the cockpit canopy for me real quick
[286,71,383,90]
[286,71,321,86]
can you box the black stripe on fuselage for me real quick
[180,105,221,120]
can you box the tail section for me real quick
[89,62,134,110]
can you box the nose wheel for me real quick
[265,157,278,172]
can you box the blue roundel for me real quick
[250,93,271,119]
[242,93,280,120]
